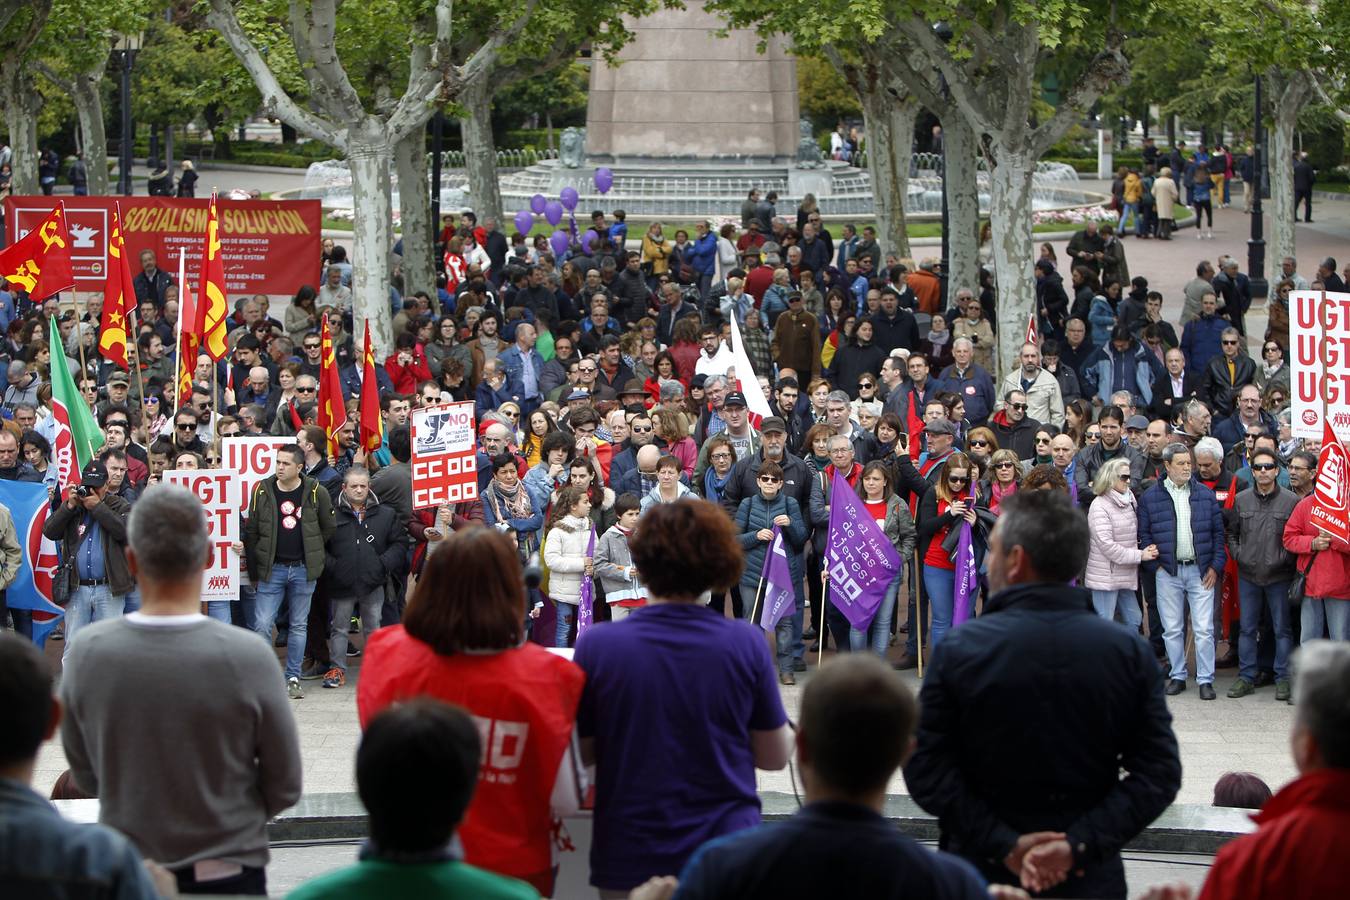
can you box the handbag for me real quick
[50,552,75,608]
[1288,550,1318,610]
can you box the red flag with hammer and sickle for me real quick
[0,205,75,300]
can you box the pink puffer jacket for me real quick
[1086,489,1146,590]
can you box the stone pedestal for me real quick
[585,2,799,162]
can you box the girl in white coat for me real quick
[544,485,595,648]
[1085,457,1158,628]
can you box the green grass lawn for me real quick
[1317,182,1350,194]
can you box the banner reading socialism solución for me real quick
[3,195,322,296]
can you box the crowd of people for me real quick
[0,189,1347,897]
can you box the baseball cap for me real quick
[925,419,957,436]
[787,291,803,303]
[1125,415,1150,430]
[760,416,787,434]
[723,391,748,408]
[565,389,591,402]
[80,461,108,488]
[107,371,130,386]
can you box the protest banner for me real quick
[757,525,796,631]
[411,401,478,509]
[1290,289,1350,438]
[163,469,241,602]
[0,481,64,647]
[825,470,901,630]
[222,436,292,516]
[3,195,321,296]
[1311,421,1350,545]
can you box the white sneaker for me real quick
[288,677,304,700]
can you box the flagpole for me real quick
[915,558,925,678]
[748,571,766,628]
[175,250,186,411]
[818,566,827,669]
[114,203,149,411]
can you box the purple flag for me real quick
[951,482,980,626]
[759,525,796,631]
[577,527,597,637]
[825,470,901,630]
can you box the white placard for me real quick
[163,469,241,602]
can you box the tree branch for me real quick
[1029,39,1131,155]
[1310,75,1350,123]
[33,59,73,94]
[205,0,346,148]
[388,0,461,142]
[895,19,994,131]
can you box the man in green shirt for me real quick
[288,700,538,900]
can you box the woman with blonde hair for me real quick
[981,449,1022,515]
[1085,457,1156,629]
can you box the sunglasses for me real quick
[296,386,316,393]
[1264,346,1280,353]
[948,475,971,484]
[1251,462,1278,471]
[1086,431,1101,439]
[578,366,597,373]
[758,475,782,484]
[1011,403,1028,411]
[304,344,320,350]
[176,423,195,431]
[969,439,990,447]
[1117,473,1131,482]
[631,426,653,433]
[1222,340,1239,346]
[994,461,1015,470]
[1035,437,1052,445]
[858,382,875,389]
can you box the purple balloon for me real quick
[529,193,547,214]
[580,230,596,256]
[513,210,534,237]
[543,200,564,226]
[594,167,613,194]
[559,186,579,211]
[549,229,570,257]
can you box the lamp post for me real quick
[934,21,954,303]
[115,30,144,196]
[1247,74,1267,299]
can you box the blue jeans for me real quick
[1238,579,1292,682]
[555,601,576,648]
[206,601,233,623]
[121,587,141,614]
[1118,202,1139,235]
[1155,563,1215,684]
[63,584,124,659]
[851,574,900,656]
[1091,588,1142,630]
[775,579,806,673]
[251,563,316,680]
[1302,596,1350,642]
[922,566,956,652]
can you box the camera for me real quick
[75,485,93,499]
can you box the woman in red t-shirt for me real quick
[357,528,584,897]
[916,452,984,652]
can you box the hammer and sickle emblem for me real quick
[39,215,66,251]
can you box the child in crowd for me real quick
[542,485,595,648]
[608,209,628,249]
[594,493,645,620]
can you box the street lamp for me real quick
[115,30,145,196]
[934,20,954,304]
[1247,74,1268,298]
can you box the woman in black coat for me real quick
[830,318,886,399]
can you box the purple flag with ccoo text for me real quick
[825,470,901,630]
[577,527,596,637]
[759,525,796,631]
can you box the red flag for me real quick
[97,206,137,370]
[175,251,201,407]
[1025,310,1039,346]
[199,191,230,360]
[905,390,924,461]
[359,321,383,453]
[0,204,75,300]
[317,317,346,456]
[1310,421,1350,545]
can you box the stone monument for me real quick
[584,1,799,163]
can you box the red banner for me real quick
[3,195,322,296]
[411,401,479,510]
[1311,421,1350,545]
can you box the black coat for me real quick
[904,582,1182,898]
[1148,370,1204,422]
[719,450,812,522]
[1201,353,1257,418]
[323,495,406,597]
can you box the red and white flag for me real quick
[1025,310,1039,346]
[1311,421,1350,545]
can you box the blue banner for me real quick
[0,480,64,647]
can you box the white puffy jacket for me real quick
[1085,489,1146,590]
[544,515,594,605]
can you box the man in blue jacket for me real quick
[496,322,544,417]
[688,220,718,301]
[1137,442,1228,700]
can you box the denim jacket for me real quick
[0,777,158,898]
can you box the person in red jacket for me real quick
[357,527,584,897]
[1283,494,1350,645]
[385,332,433,394]
[1194,641,1350,900]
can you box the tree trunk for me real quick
[72,72,110,195]
[1265,73,1312,283]
[986,148,1039,377]
[348,129,397,359]
[0,63,41,196]
[461,78,504,225]
[394,127,436,302]
[860,83,915,258]
[943,116,980,304]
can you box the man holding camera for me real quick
[43,461,132,657]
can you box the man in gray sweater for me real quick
[61,484,303,896]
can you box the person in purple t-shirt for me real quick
[574,499,793,896]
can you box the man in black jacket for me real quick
[904,490,1181,898]
[320,467,404,689]
[719,417,811,518]
[1293,152,1315,222]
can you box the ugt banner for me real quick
[1290,290,1350,438]
[0,480,64,647]
[1311,421,1350,545]
[3,195,322,296]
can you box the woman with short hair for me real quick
[1085,457,1155,629]
[575,499,792,896]
[357,528,584,896]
